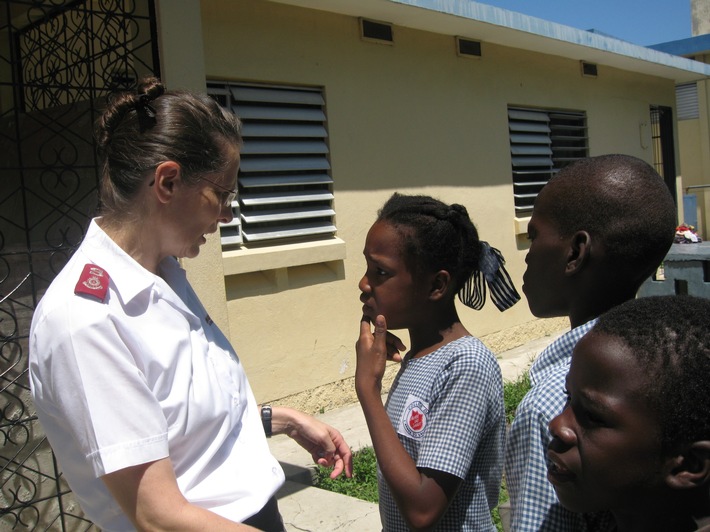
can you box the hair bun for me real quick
[137,77,165,103]
[447,203,468,222]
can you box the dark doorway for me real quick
[650,104,678,203]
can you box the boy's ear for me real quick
[665,441,710,490]
[429,270,452,301]
[565,230,592,276]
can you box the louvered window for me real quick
[676,83,699,121]
[508,107,588,216]
[207,81,335,247]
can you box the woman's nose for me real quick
[219,202,234,224]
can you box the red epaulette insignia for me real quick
[74,264,110,302]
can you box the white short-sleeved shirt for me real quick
[29,219,284,531]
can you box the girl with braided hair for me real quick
[355,193,520,531]
[29,78,351,532]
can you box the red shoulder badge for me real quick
[74,264,110,302]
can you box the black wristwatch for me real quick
[261,405,272,437]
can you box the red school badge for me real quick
[74,264,110,302]
[409,410,424,431]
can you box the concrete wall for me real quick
[161,0,679,404]
[693,0,710,36]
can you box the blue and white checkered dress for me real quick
[379,336,505,531]
[504,319,613,531]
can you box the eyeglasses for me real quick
[198,176,237,207]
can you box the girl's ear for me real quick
[152,161,182,204]
[429,270,452,301]
[565,230,592,276]
[665,441,710,490]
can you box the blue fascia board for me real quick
[649,34,710,57]
[388,0,710,77]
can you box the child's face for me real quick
[523,188,571,318]
[547,331,666,514]
[359,221,431,330]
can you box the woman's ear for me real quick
[152,161,181,204]
[429,270,452,301]
[565,230,592,276]
[665,441,710,490]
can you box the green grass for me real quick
[313,445,379,503]
[504,370,531,423]
[314,372,531,531]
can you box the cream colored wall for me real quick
[154,0,232,333]
[678,118,710,234]
[197,0,677,402]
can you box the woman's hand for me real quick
[272,407,353,479]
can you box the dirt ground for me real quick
[274,316,568,415]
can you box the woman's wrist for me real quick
[270,406,302,436]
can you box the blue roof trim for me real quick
[649,34,710,57]
[389,0,710,76]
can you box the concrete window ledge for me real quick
[514,216,531,235]
[222,237,346,276]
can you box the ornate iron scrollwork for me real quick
[0,1,158,528]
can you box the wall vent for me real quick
[581,61,598,77]
[456,37,481,57]
[360,18,393,43]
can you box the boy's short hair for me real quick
[593,295,710,453]
[543,154,676,286]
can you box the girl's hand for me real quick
[385,329,406,363]
[356,315,399,397]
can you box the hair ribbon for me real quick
[458,241,521,312]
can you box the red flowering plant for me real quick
[675,224,702,244]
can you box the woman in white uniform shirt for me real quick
[29,77,352,532]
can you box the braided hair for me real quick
[377,193,519,311]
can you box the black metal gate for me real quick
[0,1,159,528]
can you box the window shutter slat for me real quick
[239,156,331,173]
[511,145,553,155]
[509,122,552,134]
[230,86,324,106]
[511,156,553,167]
[234,105,326,122]
[241,140,329,155]
[241,190,334,206]
[242,223,337,242]
[241,123,328,138]
[240,174,333,188]
[508,108,550,122]
[509,133,552,144]
[241,206,336,223]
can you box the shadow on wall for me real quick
[225,260,345,300]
